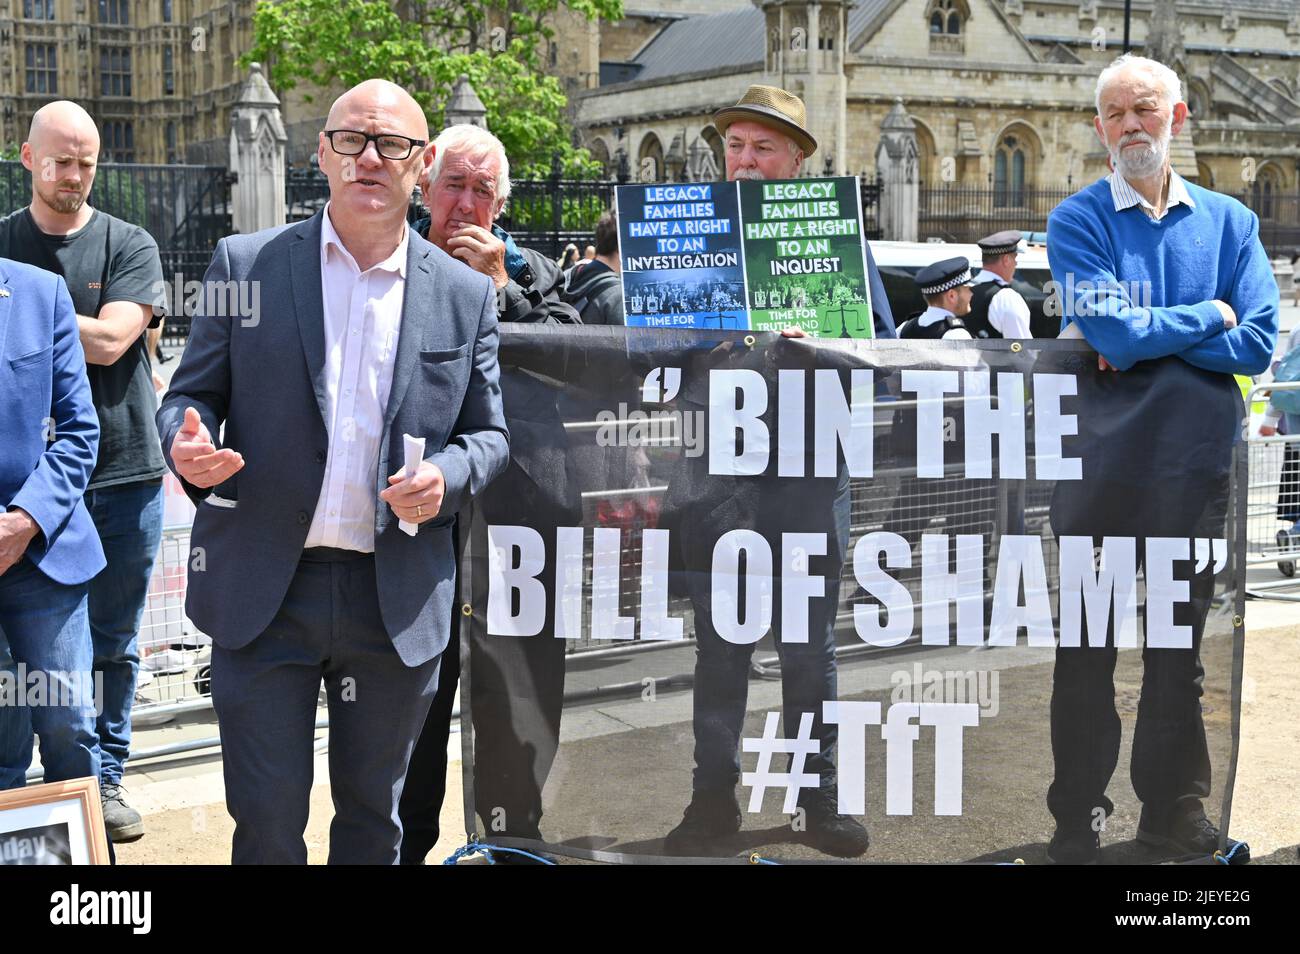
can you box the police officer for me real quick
[966,230,1033,340]
[897,257,975,339]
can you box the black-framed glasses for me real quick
[325,129,427,161]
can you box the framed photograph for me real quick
[0,777,109,865]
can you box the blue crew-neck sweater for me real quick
[1046,176,1278,375]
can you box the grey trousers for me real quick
[211,549,441,864]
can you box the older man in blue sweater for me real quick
[1044,54,1277,864]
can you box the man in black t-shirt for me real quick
[0,102,165,843]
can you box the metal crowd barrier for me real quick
[1245,382,1300,601]
[134,525,214,722]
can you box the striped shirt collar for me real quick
[1107,169,1195,220]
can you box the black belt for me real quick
[301,547,372,563]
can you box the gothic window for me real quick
[98,0,130,25]
[163,45,175,95]
[928,1,964,34]
[638,133,664,183]
[103,121,135,163]
[927,1,966,54]
[995,133,1027,208]
[1253,165,1282,220]
[25,44,57,95]
[100,46,132,96]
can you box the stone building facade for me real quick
[0,0,327,164]
[2,0,1295,203]
[574,0,1300,203]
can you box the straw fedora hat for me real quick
[712,85,818,158]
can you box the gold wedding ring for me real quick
[417,505,423,518]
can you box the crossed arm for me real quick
[1047,205,1277,375]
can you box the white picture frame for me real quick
[0,777,109,865]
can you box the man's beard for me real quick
[1109,123,1171,180]
[730,168,766,181]
[38,185,86,215]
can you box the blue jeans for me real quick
[84,479,164,785]
[0,556,99,788]
[0,629,30,782]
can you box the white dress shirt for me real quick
[971,268,1033,339]
[305,204,409,553]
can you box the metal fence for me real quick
[1230,192,1300,260]
[135,527,213,716]
[1245,382,1300,601]
[499,175,620,261]
[0,160,233,346]
[285,163,425,227]
[917,184,1078,243]
[918,182,1300,258]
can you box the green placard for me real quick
[739,176,873,338]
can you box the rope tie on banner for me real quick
[442,841,558,866]
[748,852,779,865]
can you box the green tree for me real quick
[242,0,622,178]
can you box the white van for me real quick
[870,238,1059,338]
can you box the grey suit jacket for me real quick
[157,213,509,666]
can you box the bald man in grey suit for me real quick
[157,80,509,864]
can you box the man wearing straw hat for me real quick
[711,85,896,339]
[662,85,878,859]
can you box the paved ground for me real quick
[101,595,1297,866]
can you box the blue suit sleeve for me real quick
[156,239,234,506]
[1174,210,1279,376]
[427,279,511,516]
[866,243,896,339]
[10,275,100,553]
[1046,204,1225,370]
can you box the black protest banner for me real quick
[458,327,1245,864]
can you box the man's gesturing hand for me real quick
[380,460,446,526]
[171,406,244,489]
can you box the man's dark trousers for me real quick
[212,548,441,864]
[1048,475,1227,827]
[398,612,461,864]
